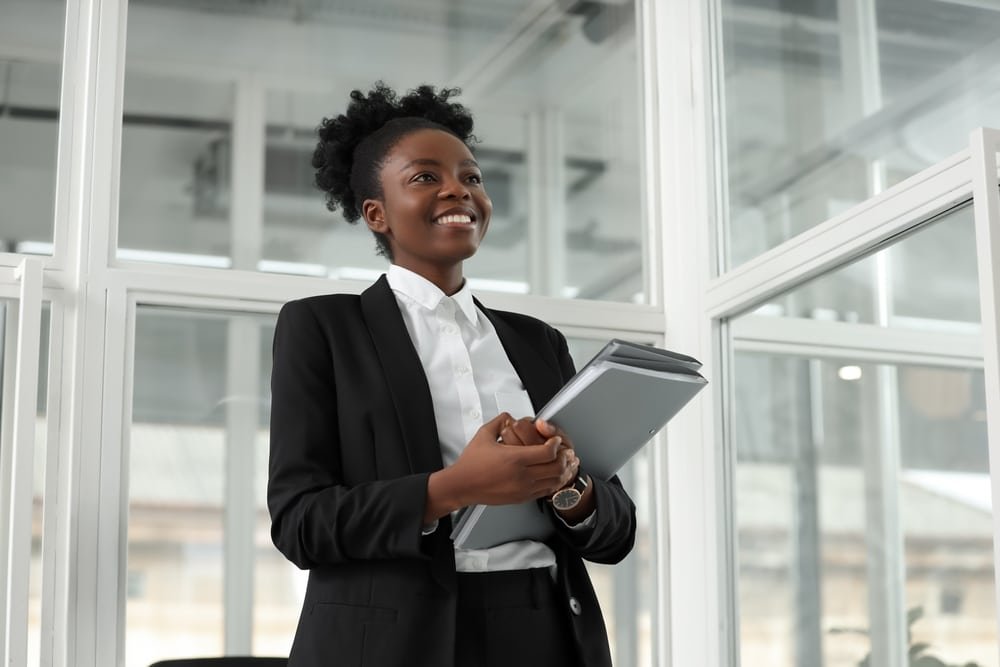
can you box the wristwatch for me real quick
[551,473,589,511]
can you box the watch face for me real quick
[552,487,582,511]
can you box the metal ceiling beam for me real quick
[449,0,568,103]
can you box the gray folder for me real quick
[450,340,707,550]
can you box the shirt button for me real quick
[446,325,458,335]
[469,409,481,420]
[569,597,582,616]
[458,366,471,374]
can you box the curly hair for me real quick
[312,82,477,259]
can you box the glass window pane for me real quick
[0,1,66,253]
[750,204,979,333]
[734,356,994,667]
[729,211,995,666]
[720,0,1000,269]
[127,307,281,666]
[120,1,646,303]
[118,74,234,264]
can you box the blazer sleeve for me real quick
[267,299,431,570]
[545,326,637,565]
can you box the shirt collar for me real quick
[386,264,479,325]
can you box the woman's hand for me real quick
[423,413,578,523]
[500,417,569,448]
[499,417,595,525]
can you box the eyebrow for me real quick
[398,158,480,172]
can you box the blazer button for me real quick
[569,597,582,616]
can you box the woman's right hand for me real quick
[423,412,577,523]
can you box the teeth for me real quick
[435,214,473,224]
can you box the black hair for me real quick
[312,82,477,259]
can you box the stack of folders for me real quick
[450,339,708,550]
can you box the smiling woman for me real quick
[267,83,637,667]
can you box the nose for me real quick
[439,174,471,200]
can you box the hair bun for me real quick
[312,82,476,224]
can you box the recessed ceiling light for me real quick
[838,365,863,381]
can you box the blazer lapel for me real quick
[476,300,566,412]
[360,275,444,475]
[361,276,458,594]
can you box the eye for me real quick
[411,172,437,183]
[465,173,483,185]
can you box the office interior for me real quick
[1,0,1000,665]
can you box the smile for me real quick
[434,214,476,225]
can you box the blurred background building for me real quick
[1,0,1000,666]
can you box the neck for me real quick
[395,262,465,296]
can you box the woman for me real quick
[268,82,636,667]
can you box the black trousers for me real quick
[455,569,578,667]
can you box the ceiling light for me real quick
[838,365,863,381]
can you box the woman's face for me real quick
[363,128,492,278]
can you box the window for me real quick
[0,2,66,254]
[127,307,279,666]
[729,206,995,667]
[118,0,648,302]
[718,0,1000,269]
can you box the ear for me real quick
[362,199,388,234]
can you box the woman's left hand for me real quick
[500,418,596,524]
[500,417,566,447]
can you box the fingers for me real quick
[534,419,574,450]
[500,417,545,446]
[512,418,543,444]
[527,450,579,496]
[535,418,557,437]
[481,412,513,439]
[507,436,567,464]
[520,440,576,472]
[499,420,526,446]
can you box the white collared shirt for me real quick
[386,264,559,572]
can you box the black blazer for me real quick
[268,275,636,667]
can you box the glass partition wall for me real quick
[730,205,994,667]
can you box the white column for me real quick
[861,250,907,667]
[224,316,260,654]
[0,301,16,662]
[4,259,44,667]
[56,0,131,663]
[838,0,887,195]
[230,76,265,272]
[653,0,724,664]
[222,74,266,654]
[527,109,567,297]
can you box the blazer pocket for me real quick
[311,601,398,625]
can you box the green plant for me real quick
[828,606,981,667]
